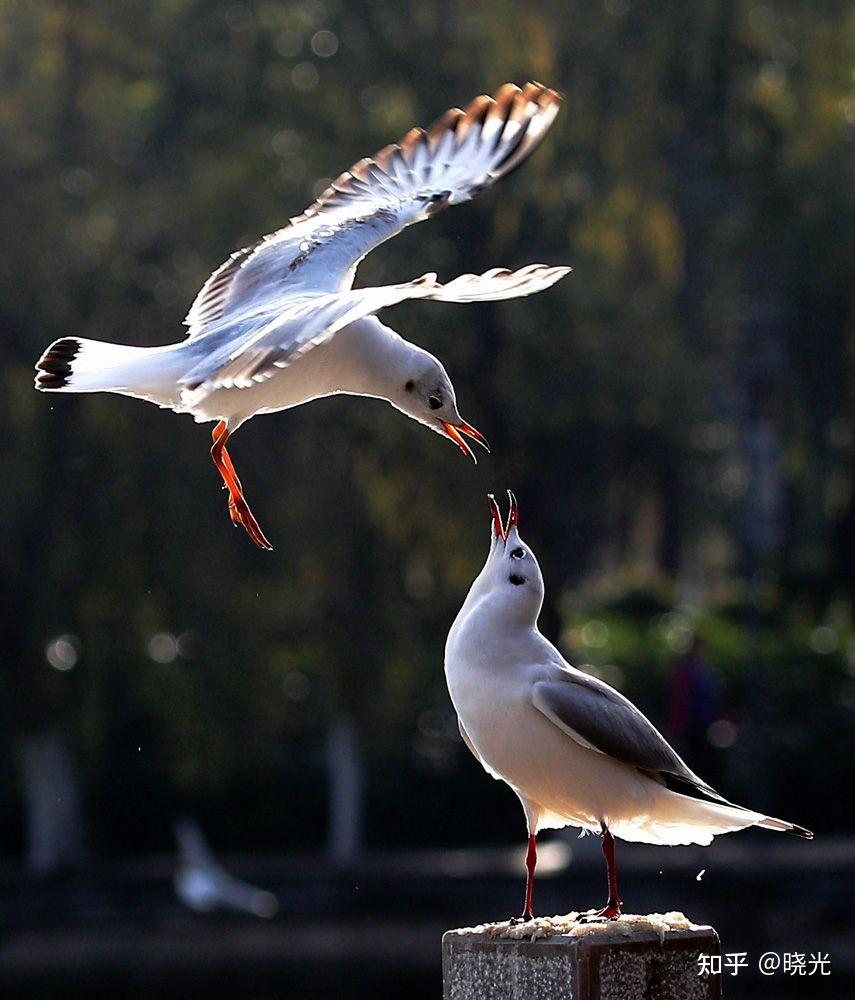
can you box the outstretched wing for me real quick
[182,82,563,339]
[180,263,570,400]
[531,670,728,802]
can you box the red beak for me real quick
[507,489,519,531]
[487,493,506,541]
[442,420,490,463]
[487,490,520,543]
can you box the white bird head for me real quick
[385,346,489,461]
[470,490,545,626]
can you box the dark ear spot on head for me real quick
[405,380,415,392]
[509,574,525,586]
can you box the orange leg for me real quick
[210,421,273,551]
[215,428,244,525]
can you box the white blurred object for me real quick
[326,714,364,868]
[20,732,86,876]
[173,818,279,917]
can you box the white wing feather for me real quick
[180,263,570,400]
[182,82,563,340]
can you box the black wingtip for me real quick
[35,337,81,390]
[789,823,814,840]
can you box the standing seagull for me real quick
[445,493,812,921]
[34,82,569,550]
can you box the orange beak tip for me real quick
[442,420,477,462]
[456,420,490,453]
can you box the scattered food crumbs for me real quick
[449,911,699,945]
[696,869,705,881]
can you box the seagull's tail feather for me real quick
[35,337,183,406]
[35,337,147,391]
[614,787,814,846]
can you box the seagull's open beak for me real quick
[487,490,519,543]
[441,420,490,462]
[507,489,519,532]
[487,493,506,541]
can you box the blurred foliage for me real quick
[0,0,853,854]
[558,583,854,833]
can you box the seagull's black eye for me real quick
[511,547,526,559]
[428,395,443,410]
[405,380,415,392]
[509,574,525,586]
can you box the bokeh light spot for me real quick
[581,620,609,648]
[707,719,738,748]
[291,62,319,91]
[310,30,339,58]
[148,632,178,663]
[809,626,837,655]
[282,671,311,701]
[46,634,79,671]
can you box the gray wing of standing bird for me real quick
[533,673,725,803]
[531,669,814,832]
[35,82,569,550]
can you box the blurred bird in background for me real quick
[173,818,279,918]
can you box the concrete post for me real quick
[443,914,721,1000]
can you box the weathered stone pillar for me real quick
[443,913,721,1000]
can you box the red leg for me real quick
[581,826,623,921]
[217,428,243,491]
[212,422,244,526]
[521,833,537,920]
[210,421,273,551]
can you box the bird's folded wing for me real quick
[182,82,562,338]
[530,673,727,801]
[179,264,570,398]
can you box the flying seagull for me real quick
[35,82,569,550]
[444,492,812,921]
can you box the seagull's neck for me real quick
[479,591,542,633]
[448,587,545,672]
[331,318,415,398]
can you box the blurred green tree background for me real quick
[0,0,852,864]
